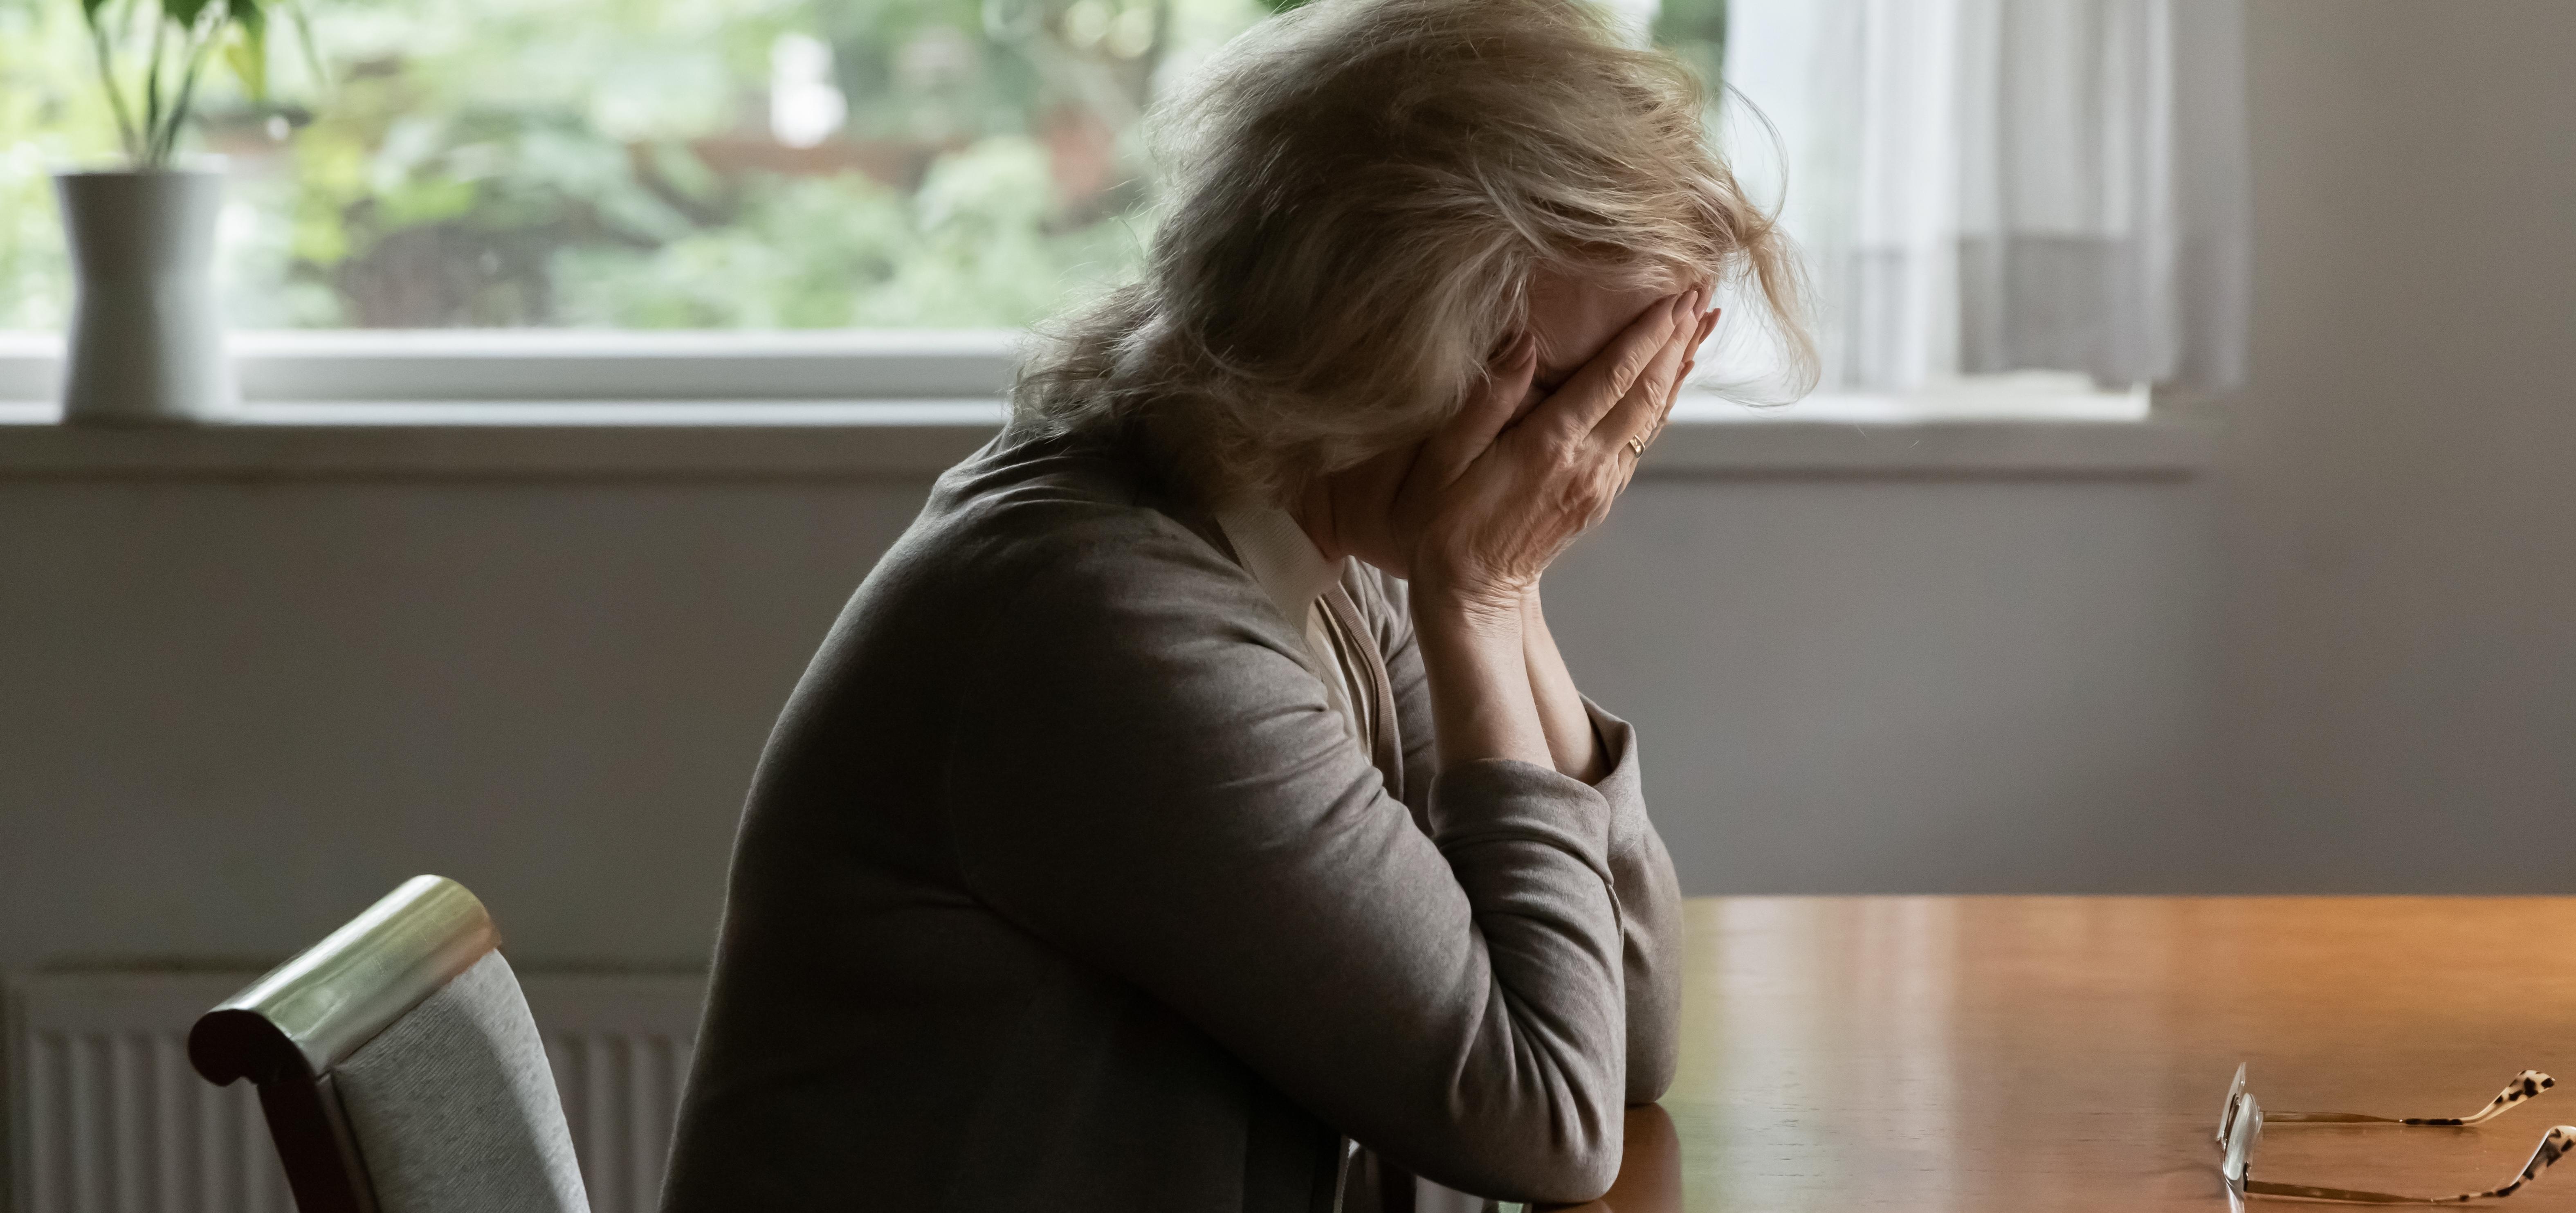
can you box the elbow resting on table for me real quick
[1493,1134,1624,1206]
[1424,1087,1626,1204]
[1628,1037,1679,1106]
[1436,1145,1620,1207]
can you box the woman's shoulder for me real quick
[901,424,1259,626]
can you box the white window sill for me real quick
[0,396,2212,480]
[0,330,2211,479]
[0,330,1024,402]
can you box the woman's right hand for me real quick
[1397,288,1708,614]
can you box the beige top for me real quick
[663,425,1684,1213]
[1214,506,1377,754]
[1216,506,1496,1213]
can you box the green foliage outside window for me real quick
[0,0,1262,328]
[1653,0,1724,105]
[0,0,1720,331]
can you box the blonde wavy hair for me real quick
[1011,0,1813,507]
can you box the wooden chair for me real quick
[189,876,591,1213]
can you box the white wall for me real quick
[1551,475,2220,894]
[0,478,925,970]
[2201,0,2576,890]
[0,463,2219,980]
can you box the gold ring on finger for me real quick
[1626,434,1647,458]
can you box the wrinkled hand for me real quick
[1367,287,1710,610]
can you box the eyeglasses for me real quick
[2218,1064,2573,1205]
[2218,1065,2557,1146]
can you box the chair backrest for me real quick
[189,876,592,1213]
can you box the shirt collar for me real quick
[1214,505,1345,625]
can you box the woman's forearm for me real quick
[1522,587,1608,783]
[1524,591,1680,1100]
[1413,586,1554,772]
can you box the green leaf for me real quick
[152,29,219,164]
[80,0,115,27]
[164,0,215,31]
[281,0,326,91]
[224,22,268,102]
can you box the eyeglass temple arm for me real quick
[2240,1125,2576,1205]
[2239,1179,2442,1204]
[2270,1071,2556,1128]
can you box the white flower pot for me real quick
[53,167,238,424]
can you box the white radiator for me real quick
[7,970,706,1213]
[521,975,705,1213]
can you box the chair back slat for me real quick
[191,876,592,1213]
[332,951,588,1213]
[193,876,499,1086]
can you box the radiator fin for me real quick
[11,971,705,1213]
[546,1027,695,1213]
[18,1027,290,1213]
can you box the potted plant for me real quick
[58,0,299,423]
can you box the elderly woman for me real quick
[661,0,1803,1209]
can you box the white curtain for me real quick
[1718,0,2249,393]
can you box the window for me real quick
[2,0,2221,416]
[1712,0,2246,402]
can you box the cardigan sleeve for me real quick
[945,516,1630,1204]
[1363,568,1685,1105]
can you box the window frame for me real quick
[0,329,2200,479]
[0,328,2148,425]
[0,329,1021,405]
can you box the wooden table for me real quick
[1557,897,2576,1211]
